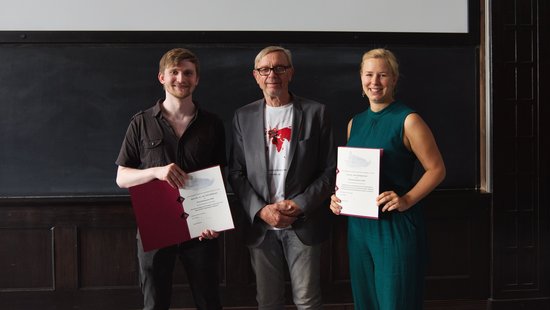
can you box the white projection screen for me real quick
[0,0,469,33]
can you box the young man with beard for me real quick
[116,48,225,310]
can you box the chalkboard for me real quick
[0,44,477,197]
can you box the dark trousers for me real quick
[137,238,222,310]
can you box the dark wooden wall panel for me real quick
[79,227,137,288]
[329,216,350,283]
[0,228,53,290]
[428,219,472,276]
[53,226,78,290]
[489,0,550,309]
[0,190,489,309]
[424,191,490,301]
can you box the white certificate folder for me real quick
[335,147,382,219]
[129,166,234,251]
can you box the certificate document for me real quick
[129,165,234,251]
[335,147,382,219]
[178,166,234,238]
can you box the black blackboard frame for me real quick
[0,0,480,45]
[0,30,479,45]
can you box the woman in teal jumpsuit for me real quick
[330,49,446,310]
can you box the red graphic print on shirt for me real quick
[267,127,291,152]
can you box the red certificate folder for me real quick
[128,179,191,252]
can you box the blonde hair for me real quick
[360,48,399,79]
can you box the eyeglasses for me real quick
[255,65,292,76]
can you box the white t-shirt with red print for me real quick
[265,103,293,205]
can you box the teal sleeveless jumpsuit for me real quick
[346,101,427,310]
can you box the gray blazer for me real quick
[228,95,336,247]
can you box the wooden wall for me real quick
[0,191,489,309]
[489,0,550,309]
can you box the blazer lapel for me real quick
[286,99,302,170]
[248,101,270,200]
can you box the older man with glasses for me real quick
[229,46,336,309]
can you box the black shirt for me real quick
[116,100,226,172]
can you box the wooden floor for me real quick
[169,306,353,310]
[168,300,487,310]
[170,306,353,310]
